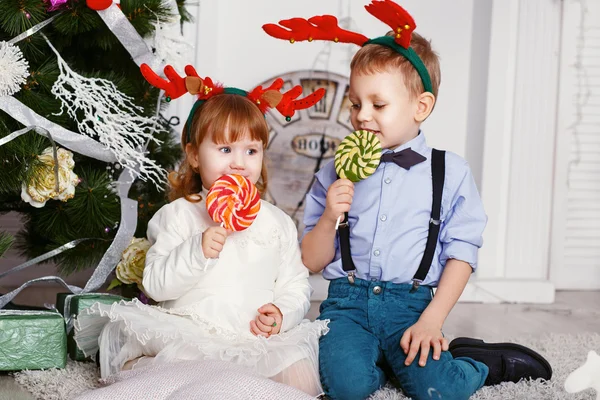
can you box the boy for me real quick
[264,2,552,399]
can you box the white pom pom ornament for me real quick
[0,41,29,97]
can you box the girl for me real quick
[74,93,328,396]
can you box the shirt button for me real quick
[380,215,387,221]
[373,286,382,295]
[373,249,380,256]
[384,178,391,184]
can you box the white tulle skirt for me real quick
[74,299,328,394]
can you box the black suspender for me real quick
[337,149,446,290]
[411,149,445,290]
[337,212,356,283]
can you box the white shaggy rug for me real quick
[12,333,600,400]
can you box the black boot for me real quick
[449,337,552,386]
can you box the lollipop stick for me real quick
[335,215,342,230]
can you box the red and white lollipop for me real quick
[206,174,261,231]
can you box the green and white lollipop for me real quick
[333,130,382,229]
[334,130,382,182]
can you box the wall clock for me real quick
[257,70,353,233]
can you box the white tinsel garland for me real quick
[43,35,166,186]
[0,41,29,97]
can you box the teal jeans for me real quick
[318,278,488,400]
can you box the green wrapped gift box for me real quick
[0,310,67,371]
[56,293,127,361]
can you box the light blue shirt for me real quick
[302,133,487,286]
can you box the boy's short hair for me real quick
[350,31,441,99]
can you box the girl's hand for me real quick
[400,319,449,367]
[201,226,228,259]
[250,303,283,338]
[324,179,354,224]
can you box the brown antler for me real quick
[263,15,368,46]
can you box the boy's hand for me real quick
[400,319,449,367]
[201,226,228,259]
[324,179,354,223]
[250,303,283,338]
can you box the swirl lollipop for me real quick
[206,174,261,231]
[334,130,382,182]
[333,130,382,228]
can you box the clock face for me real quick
[257,70,354,233]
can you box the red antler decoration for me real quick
[140,64,326,120]
[263,1,418,50]
[140,64,188,100]
[263,15,368,46]
[247,78,285,114]
[365,0,416,48]
[277,86,327,120]
[248,79,326,119]
[140,64,222,101]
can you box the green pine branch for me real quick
[0,124,51,196]
[0,0,46,37]
[0,232,14,259]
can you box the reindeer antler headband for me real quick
[140,64,326,142]
[263,0,432,95]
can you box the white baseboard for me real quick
[309,275,556,304]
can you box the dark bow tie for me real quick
[381,148,427,170]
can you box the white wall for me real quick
[465,0,492,188]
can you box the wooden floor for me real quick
[2,291,600,399]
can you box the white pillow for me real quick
[74,359,315,400]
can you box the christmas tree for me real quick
[0,0,191,275]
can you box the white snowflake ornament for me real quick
[0,41,29,97]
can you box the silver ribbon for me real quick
[0,96,117,163]
[97,4,164,71]
[0,125,40,147]
[0,125,60,193]
[0,276,83,309]
[82,168,138,294]
[8,13,63,45]
[0,239,101,281]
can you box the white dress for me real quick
[74,190,329,386]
